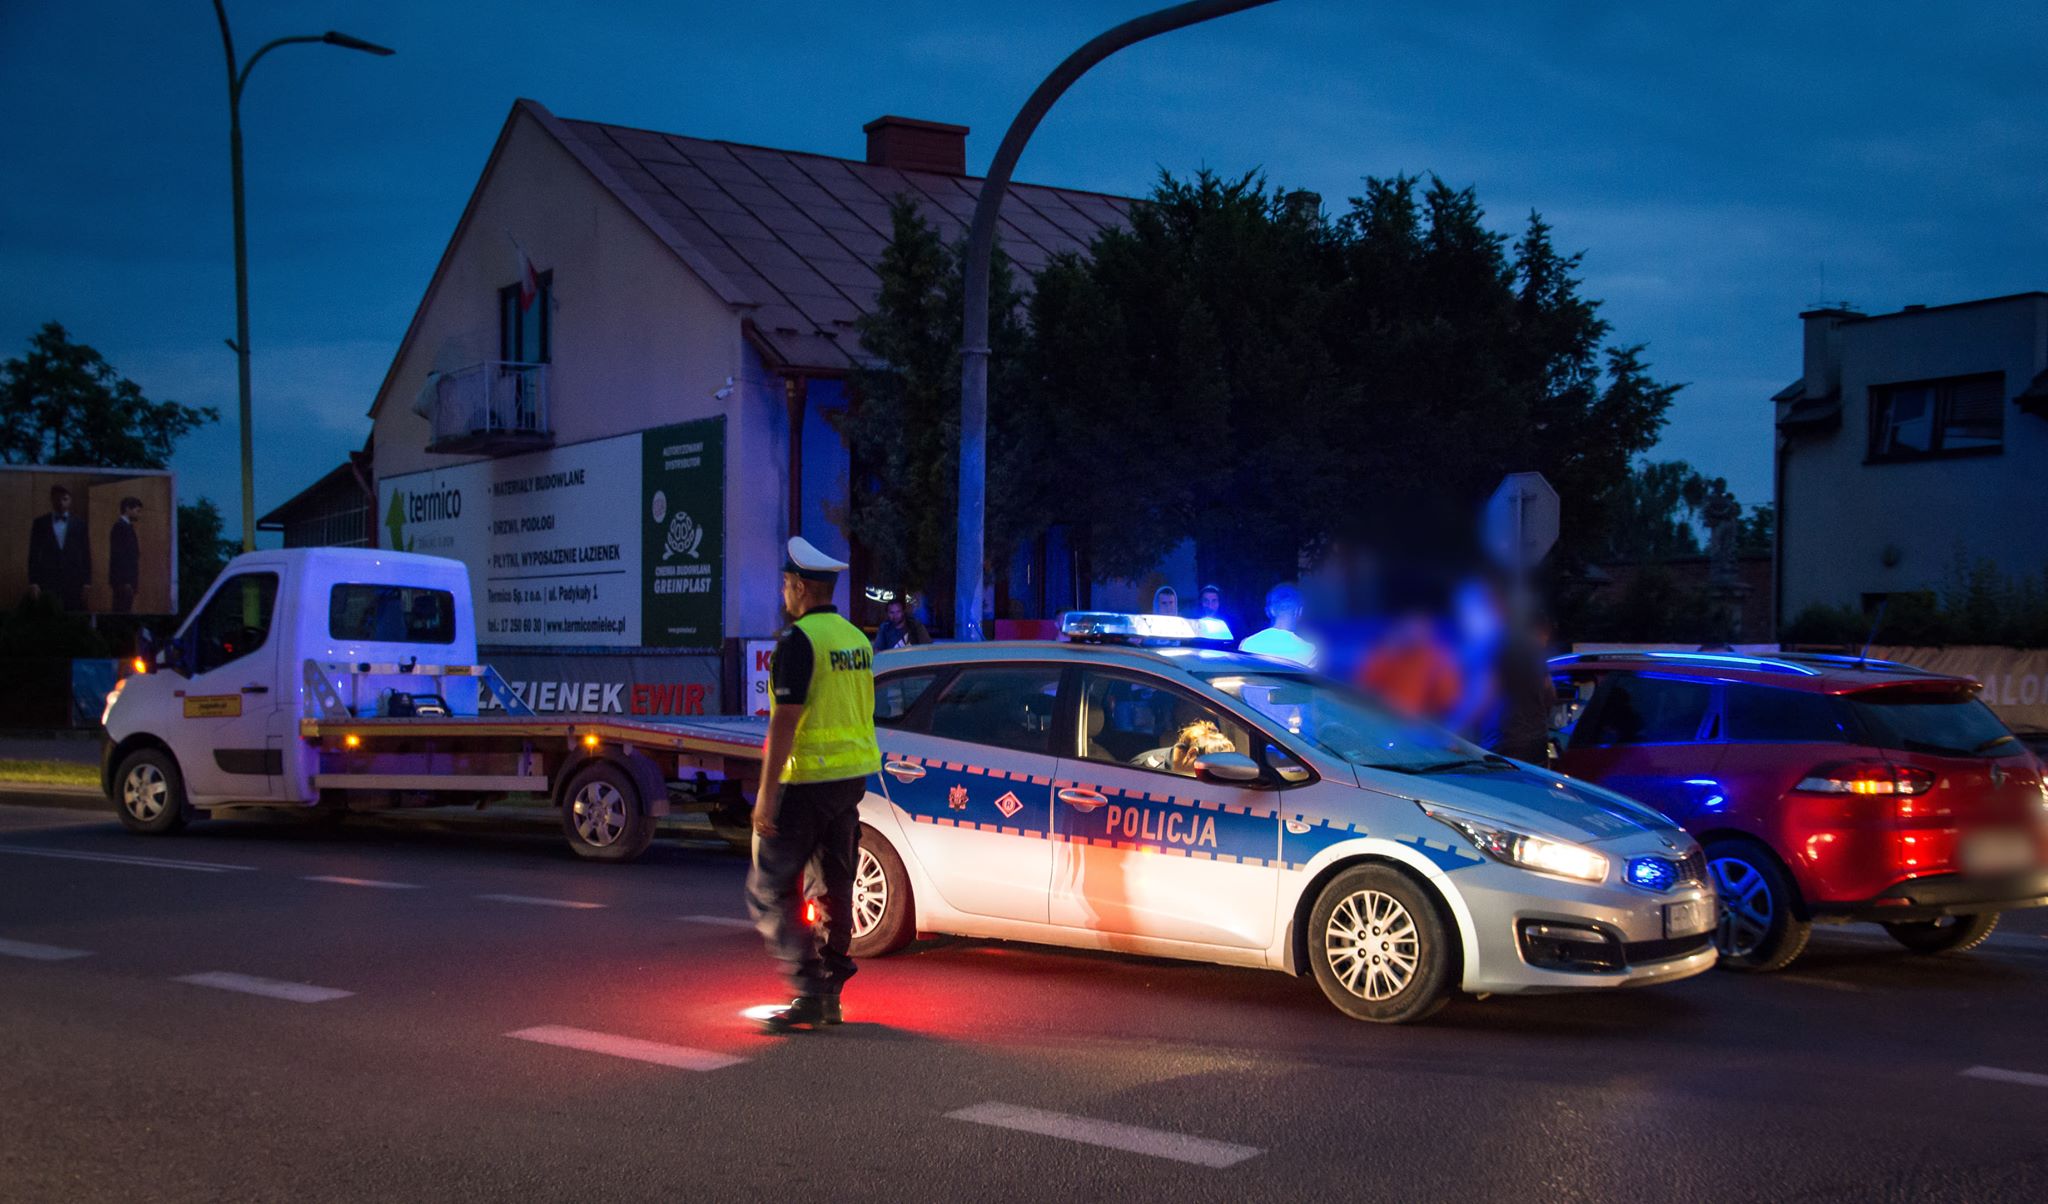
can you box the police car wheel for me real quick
[1307,865,1452,1024]
[560,762,657,862]
[113,748,187,835]
[848,827,914,958]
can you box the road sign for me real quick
[1485,472,1559,571]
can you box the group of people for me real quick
[25,484,148,613]
[1151,580,1319,669]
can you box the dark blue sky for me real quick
[4,1,2042,539]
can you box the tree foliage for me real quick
[0,322,217,469]
[177,498,239,616]
[843,199,1036,610]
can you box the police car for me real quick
[843,613,1719,1023]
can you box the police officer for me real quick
[747,537,882,1033]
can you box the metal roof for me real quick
[548,107,1134,372]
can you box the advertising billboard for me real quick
[377,417,724,650]
[0,465,176,615]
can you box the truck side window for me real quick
[875,672,937,728]
[190,572,280,674]
[329,584,457,645]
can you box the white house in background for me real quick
[1774,291,2048,626]
[279,98,1131,714]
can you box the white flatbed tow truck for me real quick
[100,547,767,861]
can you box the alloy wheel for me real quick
[571,781,627,847]
[123,762,168,822]
[1325,889,1420,1001]
[1710,856,1773,957]
[851,846,887,939]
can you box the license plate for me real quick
[1961,830,2035,876]
[1664,897,1715,939]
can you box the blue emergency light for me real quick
[1059,612,1233,646]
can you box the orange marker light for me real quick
[343,734,361,749]
[132,657,148,675]
[582,734,600,750]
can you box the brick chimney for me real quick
[863,116,969,176]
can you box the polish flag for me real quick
[510,235,540,311]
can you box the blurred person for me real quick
[872,597,929,652]
[1493,608,1558,764]
[1240,582,1318,668]
[1355,613,1460,722]
[1152,585,1179,616]
[1192,582,1237,641]
[108,496,143,614]
[27,484,91,611]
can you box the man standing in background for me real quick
[108,495,143,614]
[26,484,91,611]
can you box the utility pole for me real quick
[213,1,393,551]
[952,0,1280,638]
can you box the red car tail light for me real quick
[1793,760,1936,798]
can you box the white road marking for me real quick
[174,971,354,1003]
[304,875,424,890]
[476,893,605,910]
[0,845,256,873]
[1962,1065,2048,1089]
[506,1025,744,1071]
[945,1102,1263,1168]
[0,937,93,961]
[679,914,755,929]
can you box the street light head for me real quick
[322,31,395,55]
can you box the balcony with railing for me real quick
[426,361,552,455]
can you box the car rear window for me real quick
[1579,674,1712,745]
[328,584,457,644]
[1724,684,1850,743]
[1849,691,2025,758]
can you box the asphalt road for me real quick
[4,797,2047,1203]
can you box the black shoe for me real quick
[757,996,828,1034]
[821,996,843,1026]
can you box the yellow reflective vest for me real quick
[776,610,882,784]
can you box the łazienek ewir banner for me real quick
[377,417,724,650]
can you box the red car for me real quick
[1551,651,2048,971]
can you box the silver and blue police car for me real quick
[845,613,1718,1023]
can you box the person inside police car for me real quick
[746,537,883,1033]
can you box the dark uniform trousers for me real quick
[746,776,866,998]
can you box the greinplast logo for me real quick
[384,482,462,552]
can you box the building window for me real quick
[498,273,551,364]
[1868,373,2003,460]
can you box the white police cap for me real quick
[784,536,849,581]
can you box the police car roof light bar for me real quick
[1059,611,1233,646]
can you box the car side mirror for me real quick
[157,640,188,677]
[1195,751,1263,784]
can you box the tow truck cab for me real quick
[104,548,481,808]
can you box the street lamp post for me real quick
[212,1,393,552]
[952,0,1280,638]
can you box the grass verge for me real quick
[0,759,100,788]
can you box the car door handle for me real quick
[241,685,269,694]
[884,760,925,781]
[1057,788,1106,811]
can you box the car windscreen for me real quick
[1849,689,2024,758]
[1197,670,1489,772]
[328,583,457,645]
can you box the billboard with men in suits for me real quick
[1,465,176,615]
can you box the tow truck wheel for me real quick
[560,762,657,863]
[114,748,187,835]
[1307,864,1453,1024]
[1884,911,1999,955]
[847,827,914,958]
